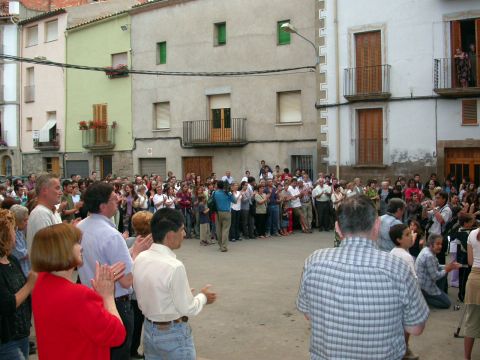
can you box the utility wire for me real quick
[0,54,316,77]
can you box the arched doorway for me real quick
[1,155,12,176]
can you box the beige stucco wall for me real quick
[131,0,319,178]
[20,13,67,153]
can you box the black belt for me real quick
[115,295,131,303]
[147,316,189,326]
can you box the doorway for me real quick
[209,94,231,142]
[445,148,480,187]
[182,156,212,182]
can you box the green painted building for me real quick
[65,11,133,178]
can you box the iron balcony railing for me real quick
[33,132,60,151]
[24,85,35,102]
[183,118,247,147]
[82,125,115,150]
[344,64,391,100]
[434,56,480,90]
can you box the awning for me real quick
[39,120,56,142]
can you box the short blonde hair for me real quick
[0,209,15,257]
[131,211,153,236]
[31,223,82,272]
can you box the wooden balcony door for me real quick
[451,19,480,88]
[357,108,383,165]
[445,148,480,186]
[355,31,382,94]
[93,104,108,144]
[209,94,231,142]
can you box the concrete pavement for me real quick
[30,231,476,359]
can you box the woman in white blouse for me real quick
[153,186,166,211]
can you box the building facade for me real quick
[321,0,480,184]
[130,0,320,181]
[65,9,134,178]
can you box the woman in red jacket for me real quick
[31,223,125,360]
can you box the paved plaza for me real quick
[31,231,475,359]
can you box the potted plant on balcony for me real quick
[104,64,129,78]
[78,121,89,130]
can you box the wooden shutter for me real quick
[355,31,382,94]
[462,100,478,125]
[476,19,480,87]
[93,104,108,144]
[357,108,383,165]
[51,157,60,175]
[278,21,290,45]
[158,42,167,64]
[217,23,226,45]
[451,21,462,88]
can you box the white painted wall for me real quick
[2,23,18,147]
[323,0,480,167]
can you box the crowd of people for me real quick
[0,162,479,359]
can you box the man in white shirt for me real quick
[288,178,309,233]
[26,173,63,253]
[221,170,234,185]
[133,208,217,359]
[312,178,332,232]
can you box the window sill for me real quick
[277,43,290,46]
[45,39,58,43]
[152,128,171,132]
[214,43,226,47]
[461,123,479,126]
[353,164,387,169]
[25,44,38,48]
[275,122,303,127]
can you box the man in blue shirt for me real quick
[213,180,236,252]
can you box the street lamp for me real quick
[280,22,319,65]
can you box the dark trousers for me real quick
[266,205,280,235]
[241,209,255,238]
[130,299,144,356]
[459,267,471,302]
[315,201,331,230]
[112,298,134,360]
[255,213,267,236]
[229,210,241,240]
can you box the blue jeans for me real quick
[0,337,29,360]
[143,320,196,360]
[266,205,279,235]
[422,276,451,309]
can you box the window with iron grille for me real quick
[291,155,313,180]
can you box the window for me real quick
[26,25,38,47]
[291,155,313,180]
[154,102,171,129]
[45,19,58,42]
[44,157,60,174]
[355,31,382,94]
[25,67,35,102]
[214,22,226,46]
[462,100,478,125]
[112,52,128,67]
[357,108,383,165]
[26,117,32,131]
[157,42,167,65]
[277,20,291,45]
[278,91,301,123]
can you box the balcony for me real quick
[0,130,7,149]
[33,132,60,151]
[82,125,116,150]
[344,64,391,101]
[24,85,35,102]
[434,56,480,97]
[183,118,247,147]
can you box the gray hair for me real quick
[427,233,443,247]
[387,198,406,214]
[35,173,59,195]
[10,204,29,223]
[337,195,377,235]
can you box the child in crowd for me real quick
[389,223,419,360]
[408,219,424,260]
[280,202,290,236]
[198,194,211,246]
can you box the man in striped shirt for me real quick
[297,195,429,360]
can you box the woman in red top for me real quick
[404,178,423,203]
[31,223,125,360]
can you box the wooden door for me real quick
[100,156,112,178]
[355,31,382,94]
[476,19,480,87]
[182,157,212,182]
[93,104,108,144]
[357,108,383,165]
[451,21,462,88]
[51,157,60,175]
[445,148,480,186]
[211,108,231,142]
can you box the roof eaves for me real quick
[130,0,195,15]
[18,8,66,25]
[66,9,129,31]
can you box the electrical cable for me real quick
[0,54,316,77]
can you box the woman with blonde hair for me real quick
[0,209,37,359]
[31,223,126,359]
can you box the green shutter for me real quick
[278,20,290,45]
[158,42,167,64]
[217,23,226,45]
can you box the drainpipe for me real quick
[334,0,340,179]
